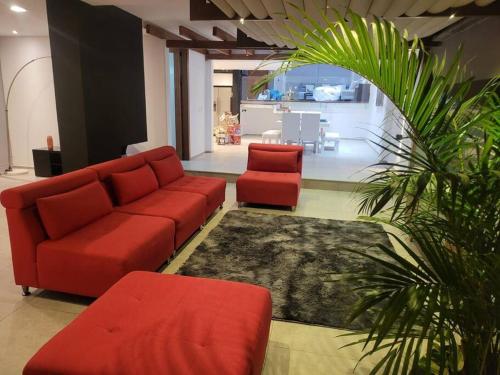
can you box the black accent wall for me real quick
[47,0,147,172]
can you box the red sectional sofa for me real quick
[23,272,273,375]
[0,146,226,297]
[237,143,304,210]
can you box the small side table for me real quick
[32,147,62,177]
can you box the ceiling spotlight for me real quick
[449,13,455,20]
[240,17,245,25]
[12,30,18,35]
[10,5,27,13]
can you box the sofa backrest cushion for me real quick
[140,146,178,163]
[37,181,113,240]
[248,150,299,173]
[150,155,184,186]
[247,143,304,174]
[87,154,146,204]
[0,168,99,287]
[111,164,159,205]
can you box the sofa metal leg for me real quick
[238,202,243,208]
[291,206,296,212]
[200,224,205,230]
[21,286,31,296]
[219,204,223,209]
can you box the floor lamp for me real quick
[3,56,52,175]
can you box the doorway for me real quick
[213,86,232,131]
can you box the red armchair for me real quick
[237,143,304,210]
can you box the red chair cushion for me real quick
[111,165,159,205]
[248,150,298,173]
[237,171,301,207]
[114,190,206,249]
[37,213,175,297]
[24,272,272,375]
[36,181,113,240]
[150,155,185,186]
[162,176,226,218]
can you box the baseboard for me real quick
[185,170,366,192]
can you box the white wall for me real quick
[189,50,212,158]
[128,32,169,154]
[0,36,58,168]
[0,65,8,172]
[213,72,232,86]
[212,59,283,71]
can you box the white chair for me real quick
[324,132,340,151]
[281,112,301,145]
[300,113,321,153]
[262,129,282,144]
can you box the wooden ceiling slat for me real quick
[384,0,415,18]
[428,0,457,13]
[242,0,269,19]
[209,0,236,18]
[261,0,287,19]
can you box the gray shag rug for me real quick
[177,210,393,330]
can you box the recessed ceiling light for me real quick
[449,13,456,20]
[12,30,18,35]
[10,5,27,13]
[239,17,245,25]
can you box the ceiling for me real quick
[0,0,237,39]
[0,0,496,49]
[0,0,49,36]
[84,0,237,39]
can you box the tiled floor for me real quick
[182,136,381,182]
[0,172,399,374]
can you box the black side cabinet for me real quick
[32,148,63,177]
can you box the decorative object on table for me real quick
[3,56,52,175]
[255,7,500,374]
[214,112,240,145]
[32,147,62,177]
[177,210,393,330]
[46,135,54,151]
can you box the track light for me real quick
[10,5,27,13]
[240,18,245,25]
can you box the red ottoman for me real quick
[24,272,272,375]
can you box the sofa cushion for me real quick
[114,190,205,249]
[111,165,159,205]
[37,212,175,297]
[150,155,185,186]
[24,271,272,375]
[237,171,301,207]
[36,181,113,240]
[162,176,226,218]
[248,150,298,173]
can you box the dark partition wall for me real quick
[47,0,147,172]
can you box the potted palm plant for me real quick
[255,6,499,374]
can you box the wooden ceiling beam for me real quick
[205,53,291,60]
[145,23,184,40]
[212,26,236,41]
[166,40,287,49]
[179,25,211,41]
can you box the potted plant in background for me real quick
[256,6,499,374]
